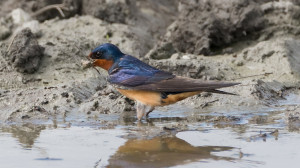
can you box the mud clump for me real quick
[150,0,265,58]
[82,0,135,24]
[253,80,285,103]
[6,28,44,73]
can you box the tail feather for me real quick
[206,89,239,96]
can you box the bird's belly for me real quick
[117,89,201,107]
[117,89,162,106]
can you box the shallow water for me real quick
[0,125,299,168]
[1,95,300,168]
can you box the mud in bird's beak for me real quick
[87,52,96,67]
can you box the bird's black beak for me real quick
[87,52,96,67]
[88,52,93,59]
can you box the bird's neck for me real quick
[93,59,114,71]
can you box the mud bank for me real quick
[0,0,299,129]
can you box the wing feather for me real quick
[108,55,174,87]
[126,76,240,92]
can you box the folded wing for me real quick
[126,76,240,93]
[108,55,239,94]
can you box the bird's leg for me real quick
[145,106,155,117]
[136,101,146,120]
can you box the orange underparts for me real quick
[117,89,201,106]
[93,59,114,70]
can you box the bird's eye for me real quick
[95,51,103,58]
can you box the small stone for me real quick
[61,92,69,98]
[11,8,32,25]
[182,55,191,60]
[236,61,244,66]
[108,93,117,99]
[41,100,49,105]
[21,115,30,119]
[92,101,99,110]
[53,106,59,110]
[18,20,40,35]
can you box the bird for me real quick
[89,43,239,120]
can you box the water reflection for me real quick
[108,136,235,168]
[1,123,46,148]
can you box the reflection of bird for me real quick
[89,43,239,120]
[108,136,234,167]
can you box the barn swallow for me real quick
[89,43,239,120]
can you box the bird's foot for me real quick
[136,101,146,120]
[145,106,155,118]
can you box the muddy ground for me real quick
[0,0,299,123]
[0,0,300,167]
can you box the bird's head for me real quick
[89,43,124,70]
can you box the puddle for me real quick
[0,117,300,168]
[0,94,300,168]
[0,125,126,168]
